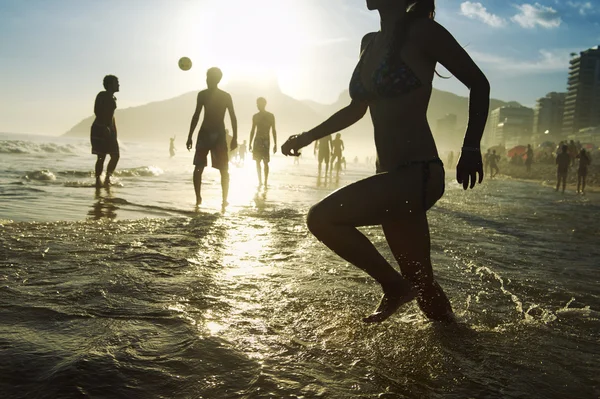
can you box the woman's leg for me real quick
[106,153,120,184]
[382,218,453,321]
[307,163,444,322]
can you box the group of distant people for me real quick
[314,133,346,176]
[90,0,490,326]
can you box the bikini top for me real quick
[349,32,422,100]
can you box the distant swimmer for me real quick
[90,75,120,187]
[314,136,332,175]
[330,133,345,174]
[555,144,570,193]
[186,67,237,208]
[576,148,591,194]
[282,0,489,323]
[169,136,176,158]
[249,97,277,186]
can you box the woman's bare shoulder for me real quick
[360,32,378,51]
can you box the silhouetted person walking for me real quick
[576,148,591,194]
[330,133,345,174]
[282,0,489,323]
[249,97,277,187]
[315,136,332,175]
[91,75,120,187]
[483,149,491,176]
[186,67,237,208]
[555,145,570,193]
[489,150,500,178]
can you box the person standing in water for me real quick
[249,97,277,187]
[90,75,120,187]
[186,67,237,208]
[576,148,591,194]
[330,133,345,173]
[555,144,570,193]
[489,150,500,178]
[169,136,176,158]
[282,0,489,323]
[315,136,333,175]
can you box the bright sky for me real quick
[0,0,598,134]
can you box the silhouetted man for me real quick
[315,136,332,175]
[489,149,500,178]
[483,149,491,176]
[91,75,120,187]
[555,145,570,193]
[576,148,591,194]
[186,67,237,208]
[330,133,345,174]
[249,97,277,186]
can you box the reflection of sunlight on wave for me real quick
[227,163,262,207]
[222,218,274,279]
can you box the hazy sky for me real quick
[0,0,598,134]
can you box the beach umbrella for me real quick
[507,145,527,158]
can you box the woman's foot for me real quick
[363,280,417,323]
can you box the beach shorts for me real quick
[194,130,228,170]
[318,148,330,164]
[90,124,119,155]
[253,137,270,163]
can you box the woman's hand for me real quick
[456,150,484,189]
[281,133,312,157]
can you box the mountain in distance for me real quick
[64,81,516,155]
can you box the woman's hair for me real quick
[407,0,436,20]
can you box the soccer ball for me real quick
[178,57,192,71]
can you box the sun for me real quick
[173,0,322,89]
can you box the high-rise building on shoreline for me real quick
[533,92,566,145]
[562,46,600,137]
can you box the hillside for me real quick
[64,82,515,155]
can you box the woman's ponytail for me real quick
[407,0,436,20]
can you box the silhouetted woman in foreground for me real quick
[91,75,120,187]
[282,0,489,323]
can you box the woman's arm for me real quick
[418,19,490,188]
[305,100,368,143]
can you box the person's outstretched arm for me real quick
[249,116,257,152]
[271,114,277,153]
[227,93,238,151]
[420,19,490,189]
[187,92,204,150]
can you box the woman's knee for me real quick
[306,202,330,236]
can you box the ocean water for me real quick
[1,132,599,399]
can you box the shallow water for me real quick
[1,133,599,398]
